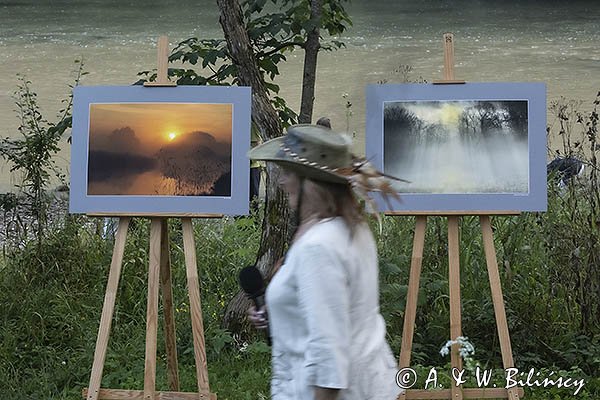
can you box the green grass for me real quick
[0,203,598,399]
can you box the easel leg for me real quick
[480,216,521,400]
[399,216,427,368]
[87,217,130,400]
[447,216,464,400]
[144,219,162,400]
[159,219,180,391]
[182,218,211,395]
[397,216,427,399]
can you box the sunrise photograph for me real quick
[87,102,233,196]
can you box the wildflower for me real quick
[440,336,475,359]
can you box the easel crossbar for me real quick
[403,387,524,399]
[83,388,217,400]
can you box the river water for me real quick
[0,0,598,192]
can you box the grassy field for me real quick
[0,192,598,399]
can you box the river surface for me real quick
[0,0,598,192]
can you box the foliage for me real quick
[0,216,112,399]
[544,93,600,335]
[138,0,351,130]
[0,61,84,243]
[377,64,428,85]
[1,195,598,398]
[0,213,264,399]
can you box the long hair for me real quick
[299,178,365,235]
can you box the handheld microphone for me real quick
[239,265,271,346]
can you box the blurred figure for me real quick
[547,156,585,188]
[247,124,403,400]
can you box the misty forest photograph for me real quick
[384,100,529,194]
[87,103,232,197]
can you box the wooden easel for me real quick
[394,33,524,400]
[83,37,217,400]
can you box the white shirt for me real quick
[266,217,402,399]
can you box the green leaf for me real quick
[264,82,280,94]
[185,52,199,65]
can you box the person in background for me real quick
[547,155,585,189]
[247,124,403,400]
[315,116,331,129]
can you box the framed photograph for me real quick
[366,82,547,212]
[70,85,251,215]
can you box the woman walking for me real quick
[248,124,403,400]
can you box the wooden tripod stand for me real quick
[395,33,524,400]
[83,37,217,400]
[84,217,217,400]
[395,213,524,400]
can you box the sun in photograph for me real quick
[87,102,233,197]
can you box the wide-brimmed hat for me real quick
[248,124,409,217]
[247,124,353,184]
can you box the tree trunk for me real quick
[298,0,322,124]
[217,0,291,334]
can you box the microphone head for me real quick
[239,265,265,297]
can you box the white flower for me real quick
[239,342,249,353]
[440,336,475,359]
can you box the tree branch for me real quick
[259,40,307,58]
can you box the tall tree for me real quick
[216,0,293,332]
[217,0,351,332]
